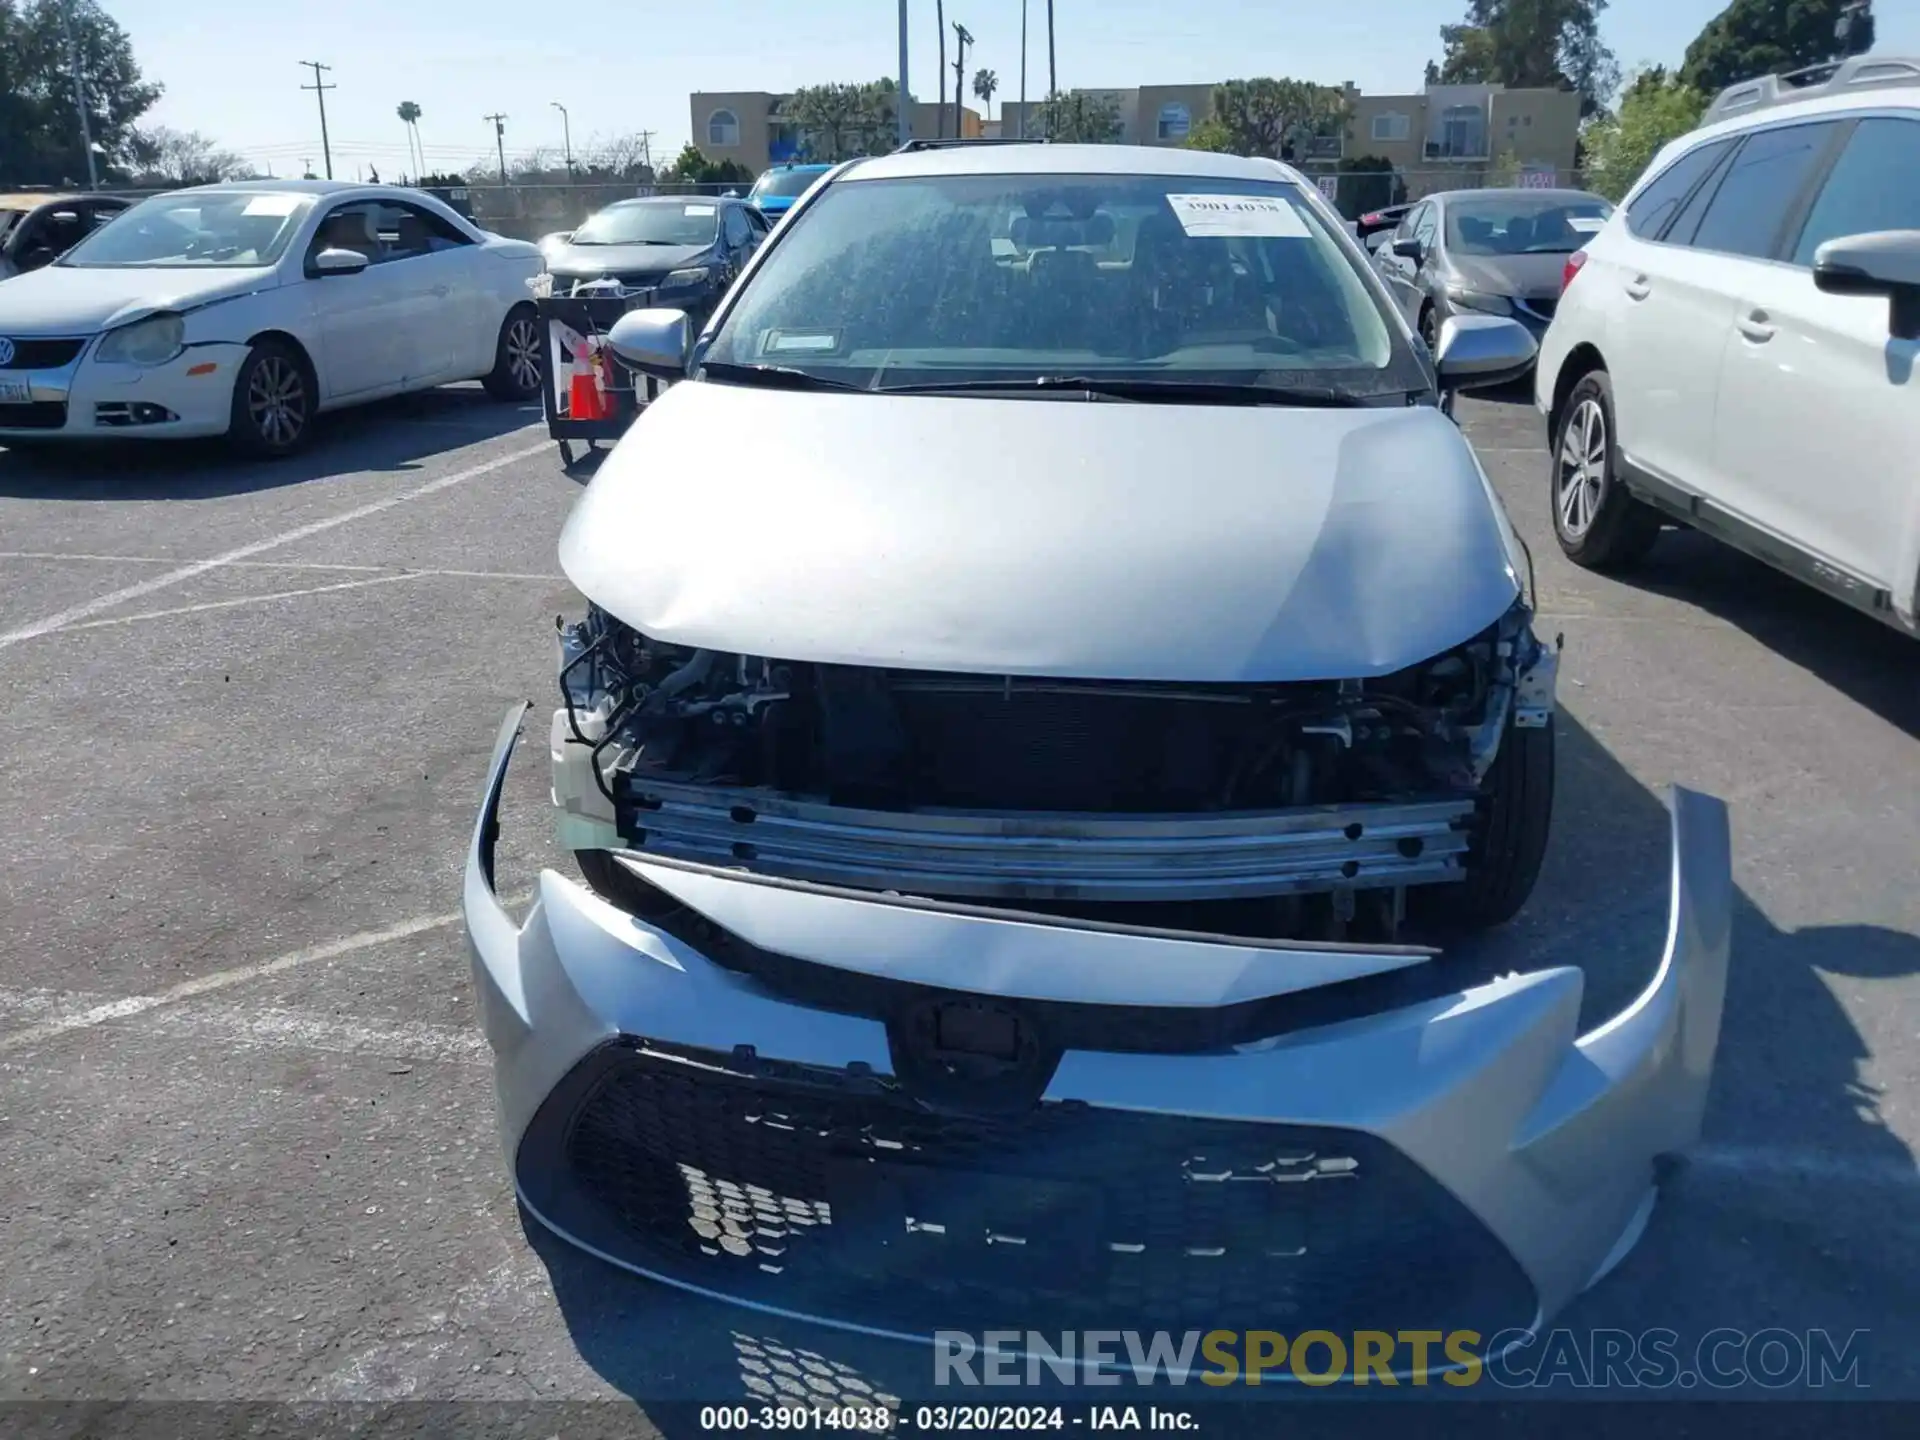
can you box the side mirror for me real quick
[312,247,370,276]
[18,245,57,271]
[1813,229,1920,342]
[1391,236,1423,261]
[607,307,690,379]
[1434,313,1538,391]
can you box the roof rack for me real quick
[1701,53,1920,127]
[891,136,1050,153]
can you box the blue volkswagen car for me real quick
[746,162,833,220]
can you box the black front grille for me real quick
[892,688,1249,811]
[520,1041,1537,1339]
[0,401,67,430]
[0,338,86,369]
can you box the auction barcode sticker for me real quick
[1166,193,1309,238]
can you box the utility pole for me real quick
[897,0,911,147]
[936,0,947,137]
[952,23,972,139]
[299,61,336,179]
[551,102,574,179]
[1018,0,1028,137]
[639,130,656,175]
[485,113,508,183]
[60,0,98,188]
[1047,0,1057,97]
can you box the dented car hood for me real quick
[560,380,1526,683]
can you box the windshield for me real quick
[570,200,719,246]
[1444,195,1612,255]
[703,172,1416,397]
[751,168,827,200]
[57,191,314,268]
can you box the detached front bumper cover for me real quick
[464,704,1732,1347]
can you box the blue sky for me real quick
[109,0,1920,178]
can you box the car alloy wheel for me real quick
[247,354,307,449]
[1556,396,1609,541]
[505,314,541,394]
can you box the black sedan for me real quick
[541,195,770,326]
[0,192,133,280]
[1372,187,1613,353]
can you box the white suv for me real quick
[1535,54,1920,633]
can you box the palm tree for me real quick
[396,101,423,179]
[973,68,998,118]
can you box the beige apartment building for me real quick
[690,92,982,173]
[937,80,1583,196]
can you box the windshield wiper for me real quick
[874,375,1369,407]
[699,361,870,393]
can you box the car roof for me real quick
[1432,188,1607,204]
[767,162,833,173]
[605,194,731,206]
[844,142,1302,185]
[0,191,124,208]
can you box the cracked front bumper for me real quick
[464,704,1732,1342]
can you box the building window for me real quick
[1157,102,1191,141]
[1371,112,1410,142]
[707,109,740,146]
[1440,104,1486,157]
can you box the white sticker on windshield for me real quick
[764,330,839,354]
[242,195,302,217]
[1567,215,1607,233]
[684,203,717,216]
[1165,193,1309,238]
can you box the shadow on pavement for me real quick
[0,384,540,501]
[524,710,1919,1421]
[1617,526,1919,740]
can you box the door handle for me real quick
[1624,276,1651,301]
[1736,310,1775,343]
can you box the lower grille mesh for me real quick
[521,1041,1537,1339]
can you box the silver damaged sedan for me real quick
[462,142,1732,1365]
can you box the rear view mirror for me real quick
[1813,229,1920,341]
[1434,314,1537,391]
[607,308,690,379]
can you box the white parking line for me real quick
[0,551,564,582]
[0,908,467,1056]
[0,435,547,650]
[58,573,423,632]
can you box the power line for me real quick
[298,61,336,179]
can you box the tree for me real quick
[397,101,423,179]
[660,141,752,186]
[1488,147,1525,186]
[1680,0,1874,95]
[126,126,250,184]
[1429,1,1619,116]
[1334,155,1405,214]
[785,79,897,161]
[973,67,998,115]
[1581,66,1708,200]
[1202,78,1350,160]
[1,0,163,184]
[1031,89,1121,143]
[584,131,655,180]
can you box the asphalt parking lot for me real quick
[2,383,1917,1429]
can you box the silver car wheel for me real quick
[247,355,306,448]
[505,315,541,393]
[1556,396,1607,540]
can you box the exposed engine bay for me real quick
[553,601,1558,942]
